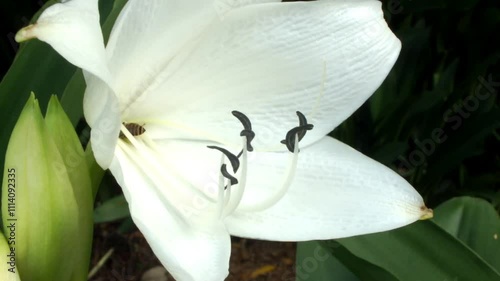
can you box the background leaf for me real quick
[93,195,130,224]
[433,196,500,272]
[296,241,360,281]
[328,221,500,281]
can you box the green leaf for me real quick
[94,195,130,224]
[60,71,85,126]
[433,196,500,272]
[296,241,360,281]
[320,241,399,281]
[334,221,500,281]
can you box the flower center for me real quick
[116,111,313,223]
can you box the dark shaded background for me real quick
[0,1,44,75]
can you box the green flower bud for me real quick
[1,93,81,281]
[45,95,93,281]
[0,232,21,281]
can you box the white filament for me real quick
[216,154,226,219]
[118,129,187,226]
[141,133,216,204]
[222,136,248,217]
[236,135,299,212]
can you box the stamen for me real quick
[209,110,255,217]
[238,134,300,212]
[232,111,255,152]
[221,164,239,186]
[281,124,313,152]
[280,111,314,152]
[117,138,188,226]
[207,146,240,172]
[223,136,249,217]
[139,133,216,204]
[295,111,309,141]
[216,154,226,219]
[232,111,252,131]
[240,129,255,152]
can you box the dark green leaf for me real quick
[94,195,130,224]
[433,196,500,272]
[296,241,360,281]
[334,221,500,281]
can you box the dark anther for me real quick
[221,164,239,187]
[232,111,252,130]
[240,129,255,152]
[295,111,309,141]
[233,110,255,152]
[280,111,314,152]
[281,124,314,152]
[207,146,240,172]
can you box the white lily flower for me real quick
[16,0,433,280]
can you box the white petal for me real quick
[110,145,231,281]
[224,137,429,241]
[127,0,400,151]
[105,0,215,110]
[127,136,428,241]
[214,0,281,16]
[105,0,280,111]
[84,72,121,168]
[16,0,111,84]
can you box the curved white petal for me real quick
[224,137,429,241]
[105,0,280,111]
[84,72,121,168]
[111,145,231,281]
[105,0,215,111]
[214,0,281,16]
[16,0,111,84]
[127,0,400,152]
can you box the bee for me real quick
[119,122,146,139]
